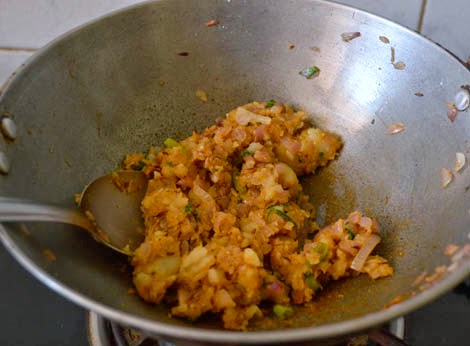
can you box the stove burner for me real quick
[88,313,405,346]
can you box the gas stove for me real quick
[87,313,405,346]
[1,248,468,345]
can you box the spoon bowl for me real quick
[0,170,147,255]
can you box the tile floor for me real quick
[0,0,469,86]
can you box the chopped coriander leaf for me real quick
[299,66,320,79]
[347,230,356,240]
[305,274,323,291]
[240,149,254,157]
[184,204,193,213]
[267,205,298,228]
[313,242,329,261]
[164,138,180,148]
[266,99,276,108]
[134,161,145,171]
[319,152,324,160]
[273,304,294,319]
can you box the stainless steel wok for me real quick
[0,0,469,345]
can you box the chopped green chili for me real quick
[305,274,323,291]
[273,304,294,319]
[134,161,145,171]
[313,242,329,261]
[232,171,246,194]
[346,230,356,240]
[266,99,276,108]
[163,138,180,148]
[319,152,324,160]
[299,66,320,79]
[267,205,297,228]
[240,149,254,157]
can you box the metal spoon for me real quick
[0,171,147,255]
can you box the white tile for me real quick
[0,0,143,49]
[335,0,423,30]
[421,0,470,61]
[0,50,34,89]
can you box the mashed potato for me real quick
[124,102,393,330]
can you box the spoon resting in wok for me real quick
[0,171,147,256]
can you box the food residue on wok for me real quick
[386,122,405,135]
[393,61,406,70]
[440,168,453,188]
[42,249,56,263]
[195,89,208,102]
[379,36,390,44]
[445,102,458,122]
[121,102,393,330]
[205,19,219,27]
[455,152,465,172]
[341,32,361,42]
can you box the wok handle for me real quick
[0,197,94,231]
[368,328,410,346]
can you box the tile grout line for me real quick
[417,0,428,33]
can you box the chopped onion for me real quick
[281,137,301,153]
[193,183,213,203]
[455,152,466,172]
[247,142,263,152]
[235,107,271,125]
[341,32,361,42]
[347,211,361,224]
[231,127,246,142]
[386,122,405,135]
[253,125,267,141]
[350,234,381,271]
[440,168,453,188]
[254,150,271,163]
[267,281,283,293]
[393,61,406,70]
[215,118,224,127]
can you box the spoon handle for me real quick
[0,197,94,231]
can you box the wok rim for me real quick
[1,0,469,343]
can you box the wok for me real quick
[0,0,469,345]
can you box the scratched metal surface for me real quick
[0,0,468,345]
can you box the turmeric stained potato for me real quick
[123,102,393,330]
